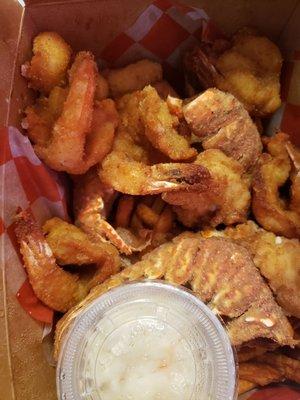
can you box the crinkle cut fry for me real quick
[54,233,295,358]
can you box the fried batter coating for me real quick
[139,86,196,160]
[14,210,120,312]
[55,234,295,357]
[73,168,151,255]
[252,133,300,238]
[27,52,118,174]
[184,30,282,116]
[25,86,67,146]
[223,221,300,318]
[163,149,251,228]
[100,88,210,195]
[104,59,162,98]
[183,88,262,171]
[238,361,283,394]
[22,32,72,94]
[95,73,109,100]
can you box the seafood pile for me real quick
[16,31,300,395]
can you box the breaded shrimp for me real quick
[22,31,72,94]
[14,210,120,312]
[104,59,162,98]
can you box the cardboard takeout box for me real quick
[1,0,300,399]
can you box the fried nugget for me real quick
[23,31,72,94]
[104,59,162,98]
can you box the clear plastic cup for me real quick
[57,280,237,400]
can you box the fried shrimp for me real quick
[183,88,262,171]
[29,52,118,174]
[22,32,72,94]
[100,87,208,195]
[252,133,300,238]
[184,29,282,116]
[74,168,151,255]
[55,233,295,358]
[14,210,120,312]
[139,86,196,160]
[104,59,162,98]
[163,149,251,228]
[223,221,300,318]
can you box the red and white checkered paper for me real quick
[1,0,300,397]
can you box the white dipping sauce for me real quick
[58,282,236,400]
[84,317,195,400]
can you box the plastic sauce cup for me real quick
[57,280,237,400]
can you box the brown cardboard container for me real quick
[1,1,300,399]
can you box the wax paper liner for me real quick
[1,0,300,397]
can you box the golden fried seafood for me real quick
[43,217,120,268]
[256,352,300,383]
[100,87,210,195]
[95,73,109,100]
[73,168,151,255]
[184,29,282,116]
[183,88,262,171]
[28,52,118,174]
[14,210,120,312]
[252,133,300,238]
[103,59,162,98]
[24,86,67,146]
[22,32,72,94]
[238,361,283,394]
[55,234,295,357]
[163,149,251,228]
[221,221,300,318]
[139,86,196,160]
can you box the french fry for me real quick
[154,207,174,233]
[239,361,283,386]
[136,203,160,228]
[238,379,256,395]
[238,342,278,362]
[130,213,145,232]
[115,195,135,227]
[151,197,165,215]
[256,353,300,383]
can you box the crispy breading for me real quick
[14,210,120,312]
[23,32,72,94]
[183,30,282,116]
[256,353,300,383]
[100,88,211,195]
[238,361,283,393]
[139,86,196,160]
[163,149,251,228]
[183,88,262,171]
[54,233,295,358]
[224,221,300,318]
[252,133,300,238]
[104,59,162,98]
